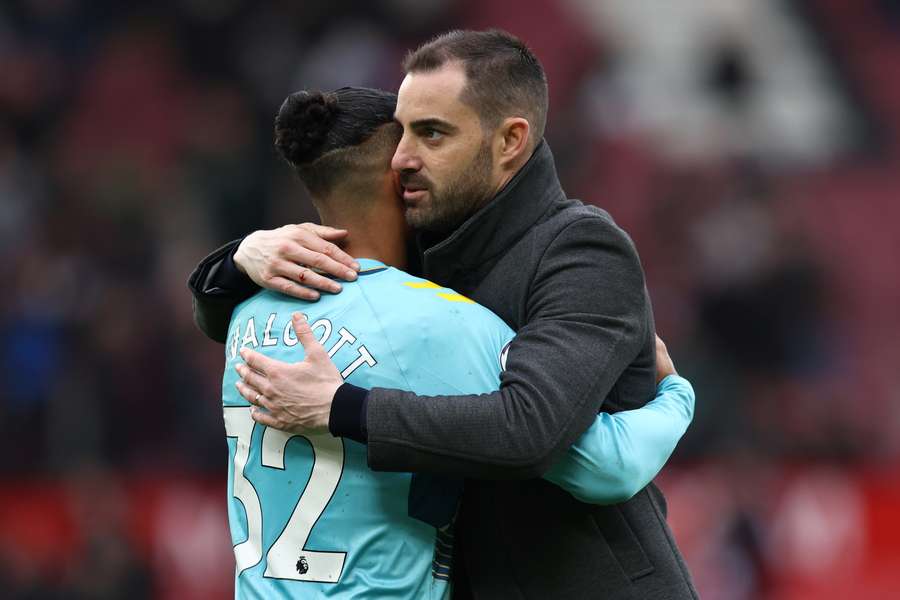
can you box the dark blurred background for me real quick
[1,0,898,598]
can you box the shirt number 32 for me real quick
[224,406,346,583]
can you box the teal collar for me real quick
[355,258,389,276]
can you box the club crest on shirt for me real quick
[499,341,512,371]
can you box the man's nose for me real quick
[392,136,421,173]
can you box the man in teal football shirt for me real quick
[223,87,693,598]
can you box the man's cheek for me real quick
[391,170,402,197]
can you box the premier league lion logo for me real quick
[296,555,309,575]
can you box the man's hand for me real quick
[655,334,677,384]
[234,223,361,301]
[234,313,344,434]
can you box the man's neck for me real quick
[491,144,536,199]
[317,204,408,271]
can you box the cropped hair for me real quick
[403,29,548,141]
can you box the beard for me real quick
[402,138,495,234]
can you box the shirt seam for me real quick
[355,272,417,393]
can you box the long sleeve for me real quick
[188,238,259,343]
[543,375,694,504]
[366,215,654,479]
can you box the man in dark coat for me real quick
[192,30,697,599]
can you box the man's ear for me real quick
[496,117,531,170]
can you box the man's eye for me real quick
[424,129,442,140]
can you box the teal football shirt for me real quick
[222,259,512,599]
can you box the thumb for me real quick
[293,312,327,361]
[300,223,349,241]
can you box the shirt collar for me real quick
[355,258,389,274]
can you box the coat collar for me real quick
[420,140,566,276]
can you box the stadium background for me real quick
[2,0,898,598]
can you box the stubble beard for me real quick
[404,138,495,234]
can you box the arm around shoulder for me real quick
[543,374,695,504]
[188,238,259,343]
[366,215,654,479]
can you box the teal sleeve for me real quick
[543,374,695,504]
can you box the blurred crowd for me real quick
[1,0,898,598]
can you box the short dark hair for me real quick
[274,87,398,197]
[403,29,548,142]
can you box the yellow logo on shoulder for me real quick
[404,281,475,303]
[403,281,442,289]
[437,293,474,304]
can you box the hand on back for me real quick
[235,313,341,434]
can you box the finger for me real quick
[272,260,341,294]
[250,407,280,429]
[239,348,279,377]
[294,228,359,273]
[235,380,262,405]
[292,312,328,360]
[256,394,276,412]
[236,364,269,394]
[655,338,671,362]
[236,382,278,412]
[288,244,358,282]
[298,223,350,241]
[248,388,276,412]
[266,276,322,301]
